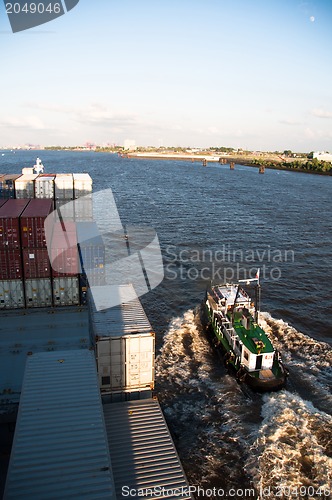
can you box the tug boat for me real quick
[203,272,288,391]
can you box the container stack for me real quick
[0,174,21,199]
[34,174,55,199]
[0,171,95,309]
[20,199,54,308]
[88,284,155,401]
[76,221,105,305]
[54,173,74,221]
[14,174,38,198]
[0,200,30,308]
[50,221,80,306]
[73,173,93,221]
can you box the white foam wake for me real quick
[246,391,332,499]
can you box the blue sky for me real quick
[0,0,332,151]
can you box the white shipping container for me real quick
[53,276,80,306]
[96,334,155,392]
[0,280,24,309]
[54,174,74,200]
[73,173,93,198]
[88,284,155,393]
[25,278,52,308]
[34,175,55,199]
[14,174,38,198]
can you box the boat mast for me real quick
[254,269,260,323]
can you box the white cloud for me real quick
[0,116,46,130]
[279,118,301,126]
[311,108,332,119]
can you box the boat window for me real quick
[244,351,249,361]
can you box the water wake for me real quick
[156,309,332,497]
[246,391,332,499]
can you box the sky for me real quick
[0,0,332,151]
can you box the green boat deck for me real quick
[231,311,274,354]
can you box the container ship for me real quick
[203,276,288,391]
[0,161,193,499]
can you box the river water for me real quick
[1,150,331,499]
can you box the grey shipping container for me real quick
[4,350,116,500]
[53,276,80,306]
[54,173,74,200]
[73,173,93,198]
[77,221,105,285]
[103,399,193,500]
[24,278,52,308]
[88,284,155,393]
[14,174,38,198]
[0,280,24,309]
[74,197,93,221]
[55,199,75,221]
[34,175,55,198]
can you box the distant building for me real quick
[313,151,332,162]
[124,139,137,151]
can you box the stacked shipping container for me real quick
[0,200,30,308]
[0,174,21,199]
[20,200,54,308]
[14,174,38,198]
[0,172,94,309]
[88,284,155,400]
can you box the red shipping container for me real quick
[0,199,30,249]
[0,199,7,209]
[20,199,54,248]
[22,248,51,278]
[0,249,23,279]
[50,221,79,276]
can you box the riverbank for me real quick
[126,152,332,176]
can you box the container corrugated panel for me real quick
[55,199,75,221]
[77,221,105,285]
[0,199,30,249]
[0,280,24,309]
[4,350,116,500]
[88,285,155,392]
[22,248,51,278]
[89,284,153,338]
[34,175,55,199]
[0,249,22,280]
[104,399,193,500]
[14,174,38,198]
[73,173,93,198]
[53,276,80,306]
[50,222,79,276]
[20,199,54,248]
[74,197,93,221]
[54,173,74,200]
[24,278,52,308]
[0,175,21,199]
[0,307,90,405]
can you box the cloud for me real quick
[0,116,46,130]
[279,118,301,126]
[311,108,332,119]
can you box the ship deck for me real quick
[232,312,274,354]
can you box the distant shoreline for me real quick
[125,153,332,176]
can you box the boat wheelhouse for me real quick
[204,276,287,391]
